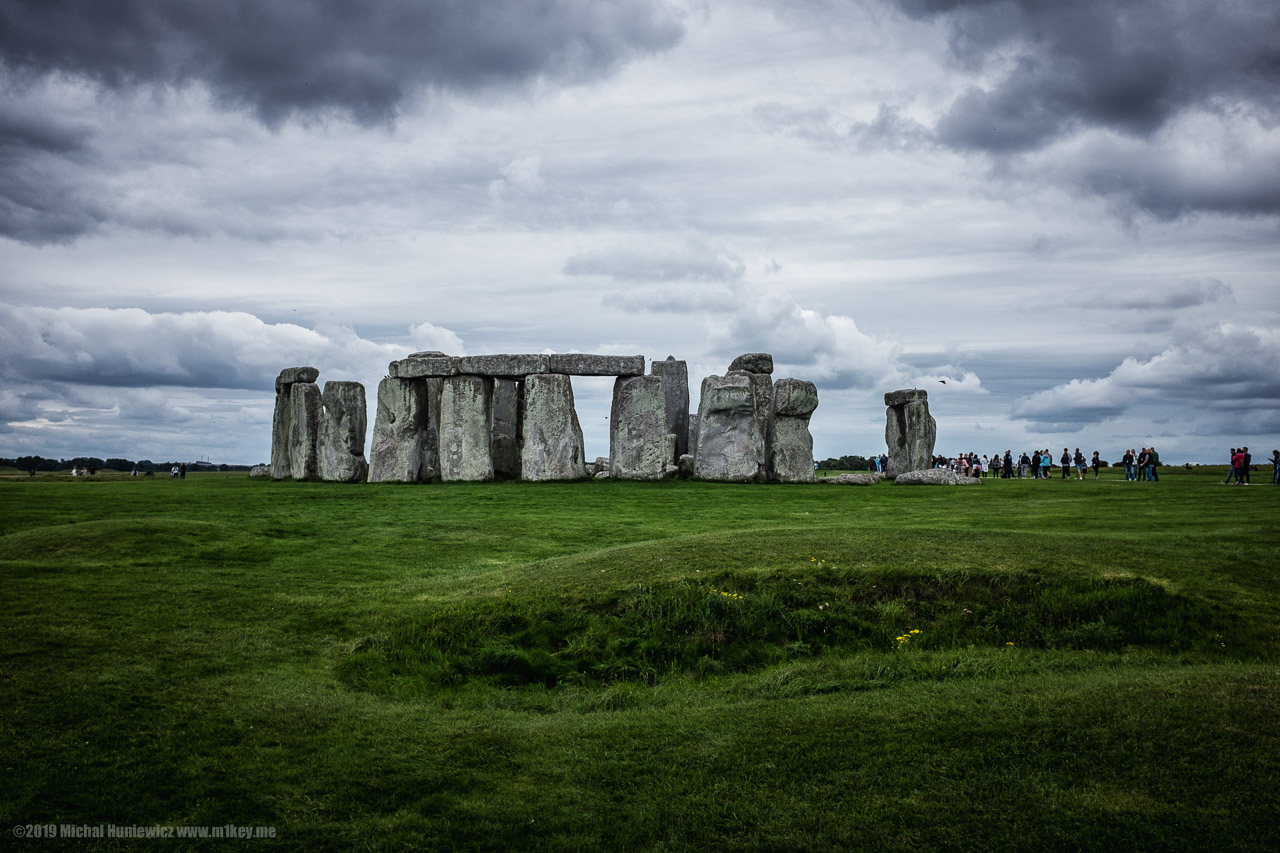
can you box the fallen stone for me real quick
[368,377,435,483]
[287,382,322,480]
[520,373,587,481]
[548,353,645,376]
[820,473,881,485]
[894,468,979,485]
[439,375,495,481]
[650,356,690,458]
[693,373,767,482]
[728,353,774,375]
[249,465,271,478]
[610,375,668,480]
[677,453,694,478]
[318,381,368,482]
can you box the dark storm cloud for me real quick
[0,0,683,243]
[0,0,685,124]
[884,0,1280,151]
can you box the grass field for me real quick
[2,467,1278,850]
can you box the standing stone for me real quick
[884,389,936,477]
[610,375,668,480]
[769,378,819,483]
[287,382,322,480]
[439,375,494,481]
[270,366,319,478]
[491,378,522,479]
[368,377,434,483]
[650,356,690,459]
[318,381,368,482]
[520,374,587,481]
[692,373,767,482]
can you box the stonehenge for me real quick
[884,389,936,477]
[270,351,824,484]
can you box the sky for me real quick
[2,0,1278,466]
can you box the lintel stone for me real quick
[884,389,927,407]
[391,355,461,379]
[548,353,644,376]
[458,354,551,377]
[275,366,319,394]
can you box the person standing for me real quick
[1148,446,1159,481]
[1073,448,1087,480]
[1136,448,1150,482]
[1271,449,1279,485]
[1231,448,1246,485]
[1242,447,1251,485]
[1224,448,1237,484]
[1060,448,1071,479]
[1122,449,1134,481]
[1091,451,1101,480]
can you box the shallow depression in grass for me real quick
[339,530,1252,695]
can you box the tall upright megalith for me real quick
[610,374,668,480]
[692,372,767,482]
[271,366,319,478]
[368,376,435,483]
[521,374,586,481]
[318,381,368,482]
[287,381,322,480]
[650,356,689,459]
[884,389,936,477]
[439,375,495,481]
[770,378,818,483]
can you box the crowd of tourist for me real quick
[893,446,1280,484]
[918,448,1167,481]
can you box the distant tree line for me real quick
[817,455,873,471]
[1,456,251,472]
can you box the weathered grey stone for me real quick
[895,468,978,485]
[773,378,819,417]
[610,375,668,480]
[270,365,320,477]
[884,389,928,407]
[728,353,774,375]
[586,456,610,477]
[318,381,368,482]
[368,377,435,483]
[548,353,645,376]
[687,413,699,459]
[769,378,818,483]
[821,473,881,485]
[390,355,460,379]
[650,356,690,458]
[663,463,679,479]
[458,354,550,377]
[520,374,586,481]
[287,382,322,480]
[884,388,936,477]
[249,465,271,478]
[491,378,521,479]
[677,453,695,478]
[439,375,494,481]
[275,366,319,395]
[269,389,292,478]
[594,470,610,479]
[693,373,767,482]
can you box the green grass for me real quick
[1,467,1278,850]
